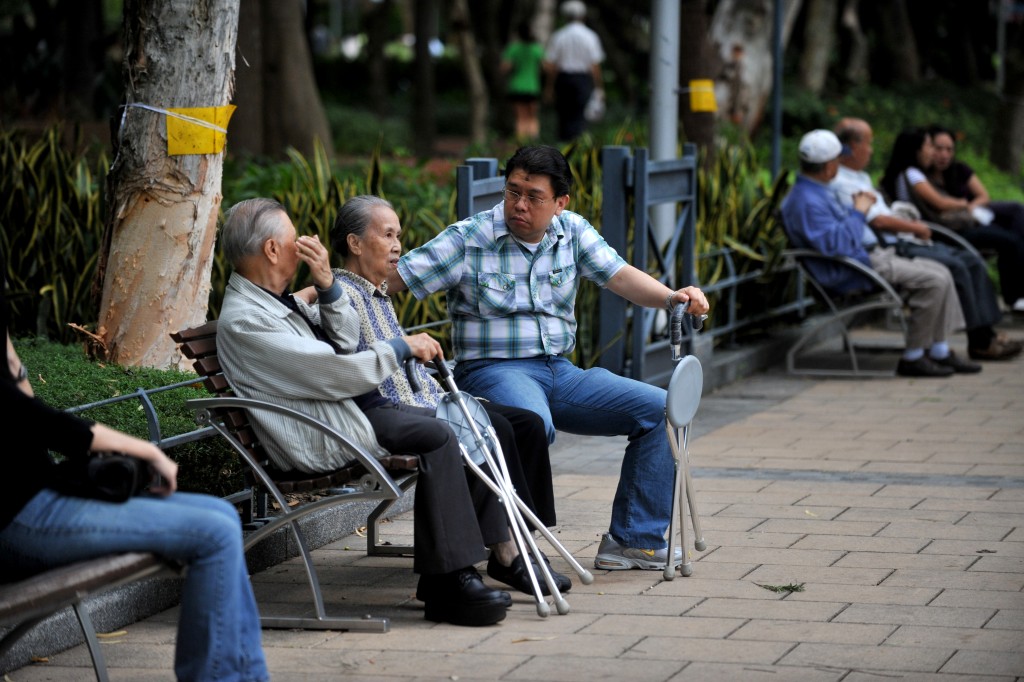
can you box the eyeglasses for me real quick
[503,187,551,208]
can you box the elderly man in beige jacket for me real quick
[216,197,512,627]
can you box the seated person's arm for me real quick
[966,174,991,209]
[912,178,969,212]
[871,214,931,241]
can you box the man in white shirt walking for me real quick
[543,1,604,141]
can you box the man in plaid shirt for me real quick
[387,145,709,570]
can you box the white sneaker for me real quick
[594,533,683,570]
[1013,298,1024,313]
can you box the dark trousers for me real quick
[363,403,506,575]
[480,401,556,528]
[957,223,1024,305]
[897,240,1002,347]
[990,201,1024,238]
[554,71,593,141]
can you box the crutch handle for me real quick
[670,301,706,361]
[432,354,452,379]
[404,357,423,393]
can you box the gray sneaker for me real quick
[594,533,683,570]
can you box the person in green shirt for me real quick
[501,23,545,140]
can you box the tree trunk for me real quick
[259,0,333,159]
[365,0,392,117]
[97,0,239,369]
[450,0,488,146]
[840,0,869,86]
[229,0,264,156]
[412,0,437,159]
[990,24,1024,175]
[61,0,104,120]
[679,0,719,160]
[709,0,802,135]
[797,0,837,94]
[875,0,919,84]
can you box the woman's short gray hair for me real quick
[221,198,289,267]
[331,195,394,257]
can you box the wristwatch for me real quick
[15,363,27,381]
[665,291,678,312]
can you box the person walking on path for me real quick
[543,1,604,141]
[502,22,545,141]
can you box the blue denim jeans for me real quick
[0,489,268,682]
[454,356,672,549]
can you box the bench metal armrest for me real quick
[186,396,403,501]
[924,221,986,261]
[783,249,904,303]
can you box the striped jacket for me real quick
[217,272,400,473]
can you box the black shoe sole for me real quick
[424,599,507,626]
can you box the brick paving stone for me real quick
[834,603,995,628]
[778,642,952,673]
[580,613,744,638]
[753,519,888,536]
[941,649,1024,677]
[877,521,1013,541]
[699,547,843,567]
[789,535,929,553]
[697,529,803,548]
[743,564,892,587]
[728,619,894,645]
[835,507,967,523]
[984,609,1024,630]
[885,624,1023,651]
[683,597,846,622]
[714,504,847,521]
[785,584,942,606]
[625,636,796,665]
[666,662,845,681]
[881,568,1024,591]
[928,589,1024,610]
[832,551,976,571]
[506,655,683,681]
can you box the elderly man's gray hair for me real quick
[221,198,289,267]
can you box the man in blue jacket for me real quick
[781,129,972,378]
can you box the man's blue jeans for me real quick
[455,356,672,549]
[0,489,268,682]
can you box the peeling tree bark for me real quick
[97,0,239,369]
[709,0,802,135]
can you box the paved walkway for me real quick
[9,328,1024,681]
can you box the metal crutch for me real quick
[663,303,708,579]
[431,360,567,616]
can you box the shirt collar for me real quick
[335,268,388,297]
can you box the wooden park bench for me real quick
[171,321,420,633]
[0,553,180,682]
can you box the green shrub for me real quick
[15,336,243,497]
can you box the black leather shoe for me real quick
[487,551,572,596]
[896,356,954,377]
[417,567,509,626]
[931,351,981,374]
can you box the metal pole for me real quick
[997,0,1007,94]
[771,0,783,179]
[649,0,681,245]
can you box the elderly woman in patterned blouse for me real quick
[329,194,570,597]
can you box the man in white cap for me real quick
[544,1,604,140]
[781,129,973,377]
